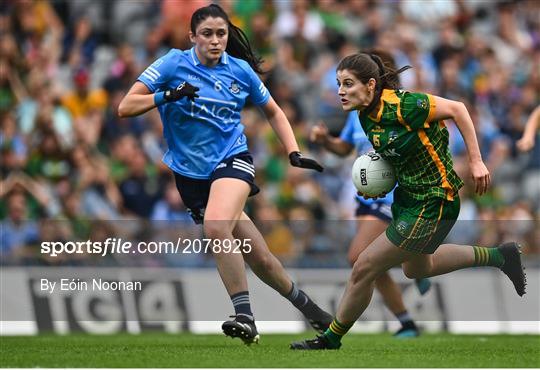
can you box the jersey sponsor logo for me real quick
[188,74,200,81]
[381,149,400,157]
[372,125,385,133]
[189,97,237,124]
[229,81,241,94]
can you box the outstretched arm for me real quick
[517,105,540,152]
[432,96,490,195]
[261,97,323,172]
[261,97,299,154]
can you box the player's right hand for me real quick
[310,122,329,145]
[164,81,200,102]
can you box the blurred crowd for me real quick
[1,0,539,267]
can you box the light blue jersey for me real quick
[138,47,270,179]
[340,112,394,206]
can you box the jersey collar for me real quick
[190,47,229,66]
[367,89,395,122]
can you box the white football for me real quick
[352,152,397,197]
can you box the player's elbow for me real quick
[450,101,467,119]
[117,99,131,118]
[338,144,353,157]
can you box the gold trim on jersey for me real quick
[368,90,412,131]
[417,129,455,201]
[424,94,437,128]
[423,200,445,248]
[399,204,427,249]
[409,205,426,238]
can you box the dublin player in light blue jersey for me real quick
[118,4,331,345]
[311,111,431,338]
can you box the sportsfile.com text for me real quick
[40,238,253,257]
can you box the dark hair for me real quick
[337,52,411,89]
[190,4,264,74]
[337,52,411,113]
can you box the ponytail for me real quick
[368,53,411,90]
[226,21,264,74]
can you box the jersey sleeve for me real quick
[400,91,436,130]
[339,112,358,144]
[244,63,270,106]
[137,50,177,92]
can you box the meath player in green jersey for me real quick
[291,53,527,350]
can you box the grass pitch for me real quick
[1,333,539,368]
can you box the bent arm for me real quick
[431,95,490,194]
[522,105,540,137]
[517,105,540,152]
[432,96,482,162]
[260,97,299,154]
[310,122,354,156]
[118,82,158,117]
[323,137,354,157]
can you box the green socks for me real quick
[473,246,505,267]
[324,318,353,348]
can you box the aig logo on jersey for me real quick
[229,81,241,94]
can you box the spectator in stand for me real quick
[0,191,39,263]
[118,148,162,218]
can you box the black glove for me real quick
[289,151,324,172]
[164,81,199,102]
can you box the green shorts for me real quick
[386,188,460,254]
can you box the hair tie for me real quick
[368,54,385,77]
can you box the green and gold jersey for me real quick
[358,89,464,201]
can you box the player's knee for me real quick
[253,254,275,273]
[203,221,230,240]
[347,250,359,266]
[350,257,377,285]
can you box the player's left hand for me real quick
[165,81,200,102]
[289,151,324,172]
[470,159,490,195]
[357,191,387,200]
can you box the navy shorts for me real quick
[173,152,260,224]
[355,199,393,222]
